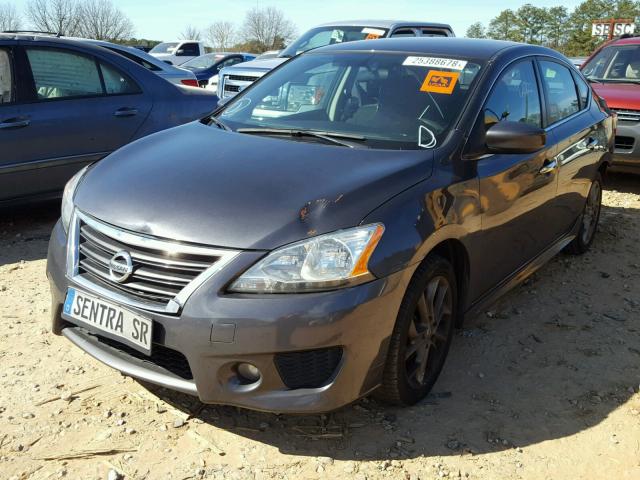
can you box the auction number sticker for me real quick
[403,56,468,71]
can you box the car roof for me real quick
[608,35,640,46]
[311,37,527,59]
[0,32,127,53]
[316,19,453,30]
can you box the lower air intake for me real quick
[274,347,343,389]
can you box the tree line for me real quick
[0,0,296,53]
[466,0,640,56]
[0,0,135,41]
[179,7,297,53]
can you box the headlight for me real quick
[229,224,384,293]
[61,165,90,233]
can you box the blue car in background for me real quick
[0,33,219,205]
[180,52,256,88]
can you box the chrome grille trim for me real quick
[79,225,210,270]
[220,70,265,98]
[66,210,240,314]
[613,109,640,123]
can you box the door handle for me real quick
[539,159,558,175]
[0,118,30,130]
[114,108,138,117]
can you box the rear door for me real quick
[0,44,152,202]
[537,58,603,232]
[474,59,561,291]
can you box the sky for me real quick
[12,0,587,41]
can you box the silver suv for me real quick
[218,20,455,99]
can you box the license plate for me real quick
[63,288,153,355]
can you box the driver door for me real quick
[473,59,561,293]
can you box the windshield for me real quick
[150,42,179,54]
[582,44,640,82]
[280,26,389,57]
[218,52,483,150]
[183,53,225,69]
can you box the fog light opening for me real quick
[236,362,261,385]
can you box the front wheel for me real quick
[566,173,603,255]
[375,255,457,406]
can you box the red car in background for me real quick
[582,36,640,173]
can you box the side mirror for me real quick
[176,49,185,55]
[486,121,546,154]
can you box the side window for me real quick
[390,28,417,38]
[100,62,140,95]
[221,57,243,68]
[539,60,579,124]
[108,47,160,71]
[179,43,199,56]
[484,60,542,127]
[421,28,450,37]
[303,30,334,51]
[26,48,102,100]
[0,48,14,104]
[573,72,590,109]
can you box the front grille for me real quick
[613,109,640,123]
[69,212,238,314]
[228,75,259,82]
[615,135,635,150]
[77,221,219,307]
[274,347,343,389]
[221,73,261,98]
[96,333,193,380]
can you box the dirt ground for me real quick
[1,174,639,480]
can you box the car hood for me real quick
[74,122,433,250]
[224,57,287,73]
[591,82,640,110]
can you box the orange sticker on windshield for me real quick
[420,71,459,94]
[365,33,381,40]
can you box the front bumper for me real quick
[611,121,640,173]
[47,220,410,413]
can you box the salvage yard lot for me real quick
[1,175,639,480]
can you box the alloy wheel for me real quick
[405,275,453,389]
[581,180,602,245]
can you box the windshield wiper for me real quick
[236,128,368,148]
[209,116,230,131]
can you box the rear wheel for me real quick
[567,173,602,255]
[375,255,456,406]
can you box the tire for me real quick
[566,173,603,255]
[375,255,457,406]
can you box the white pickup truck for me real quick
[149,40,206,66]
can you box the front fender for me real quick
[362,167,481,279]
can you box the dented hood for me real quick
[74,122,433,250]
